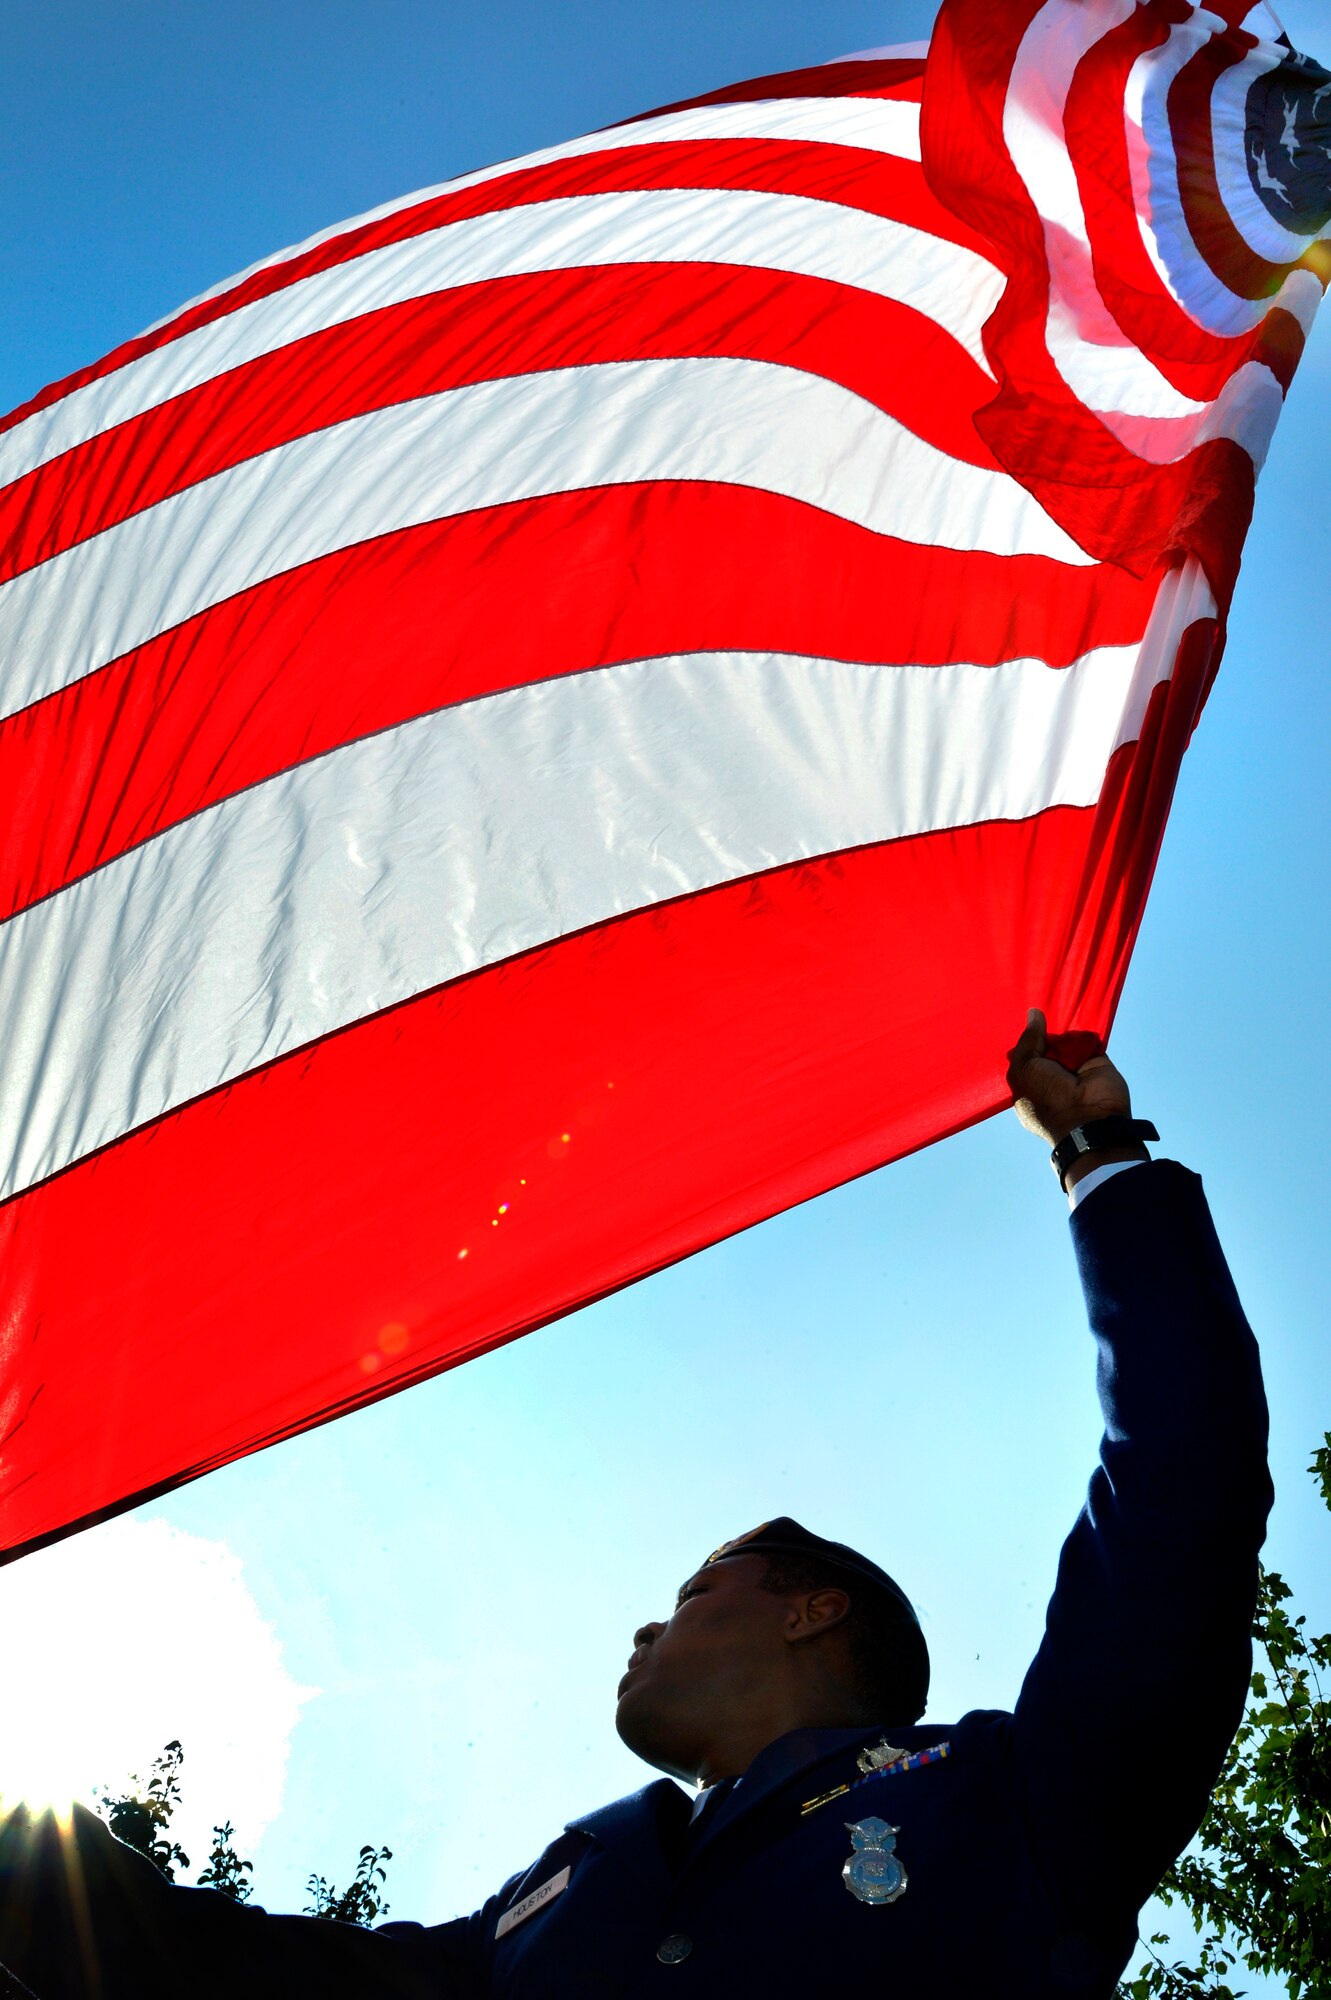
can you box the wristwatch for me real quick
[1050,1117,1159,1192]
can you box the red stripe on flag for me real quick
[0,484,1158,921]
[2,132,984,454]
[623,58,926,122]
[0,263,998,584]
[0,747,1182,1562]
[1046,612,1218,1032]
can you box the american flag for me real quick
[0,1,1324,1557]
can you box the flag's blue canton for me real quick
[1245,50,1331,235]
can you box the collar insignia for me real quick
[856,1737,910,1775]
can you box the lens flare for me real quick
[0,1519,311,1855]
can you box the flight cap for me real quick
[701,1516,921,1628]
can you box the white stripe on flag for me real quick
[0,561,1214,1201]
[0,188,1001,491]
[124,95,922,335]
[0,355,1093,723]
[829,42,931,61]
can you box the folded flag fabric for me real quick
[0,0,1324,1558]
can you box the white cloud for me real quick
[0,1515,314,1872]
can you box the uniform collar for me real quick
[688,1721,949,1857]
[684,1723,874,1855]
[565,1778,690,1890]
[566,1724,935,1880]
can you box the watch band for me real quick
[1050,1117,1159,1192]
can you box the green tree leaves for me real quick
[304,1843,393,1926]
[196,1821,254,1903]
[97,1740,190,1883]
[1120,1436,1331,1999]
[96,1741,390,1927]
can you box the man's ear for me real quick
[784,1587,852,1645]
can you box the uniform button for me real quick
[656,1933,693,1964]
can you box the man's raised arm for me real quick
[1005,1012,1272,1960]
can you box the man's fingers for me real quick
[1005,1009,1129,1140]
[1006,1006,1047,1073]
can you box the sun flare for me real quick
[0,1516,313,1861]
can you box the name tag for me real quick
[495,1864,572,1940]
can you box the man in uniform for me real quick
[0,1012,1272,1996]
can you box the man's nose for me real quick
[633,1620,665,1650]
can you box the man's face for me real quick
[614,1553,791,1781]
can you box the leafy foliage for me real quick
[1120,1437,1331,1999]
[97,1740,191,1883]
[304,1844,393,1926]
[96,1741,390,1927]
[196,1820,254,1903]
[1120,1930,1244,2000]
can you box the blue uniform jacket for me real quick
[0,1162,1272,1998]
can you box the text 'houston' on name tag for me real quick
[495,1865,572,1940]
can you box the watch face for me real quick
[1051,1130,1090,1190]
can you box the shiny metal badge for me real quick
[842,1817,907,1905]
[856,1736,909,1775]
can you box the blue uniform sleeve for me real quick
[0,1801,487,1998]
[1013,1160,1272,1934]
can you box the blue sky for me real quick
[2,2,1326,1988]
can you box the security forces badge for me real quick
[842,1818,907,1906]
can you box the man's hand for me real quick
[1006,1008,1137,1161]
